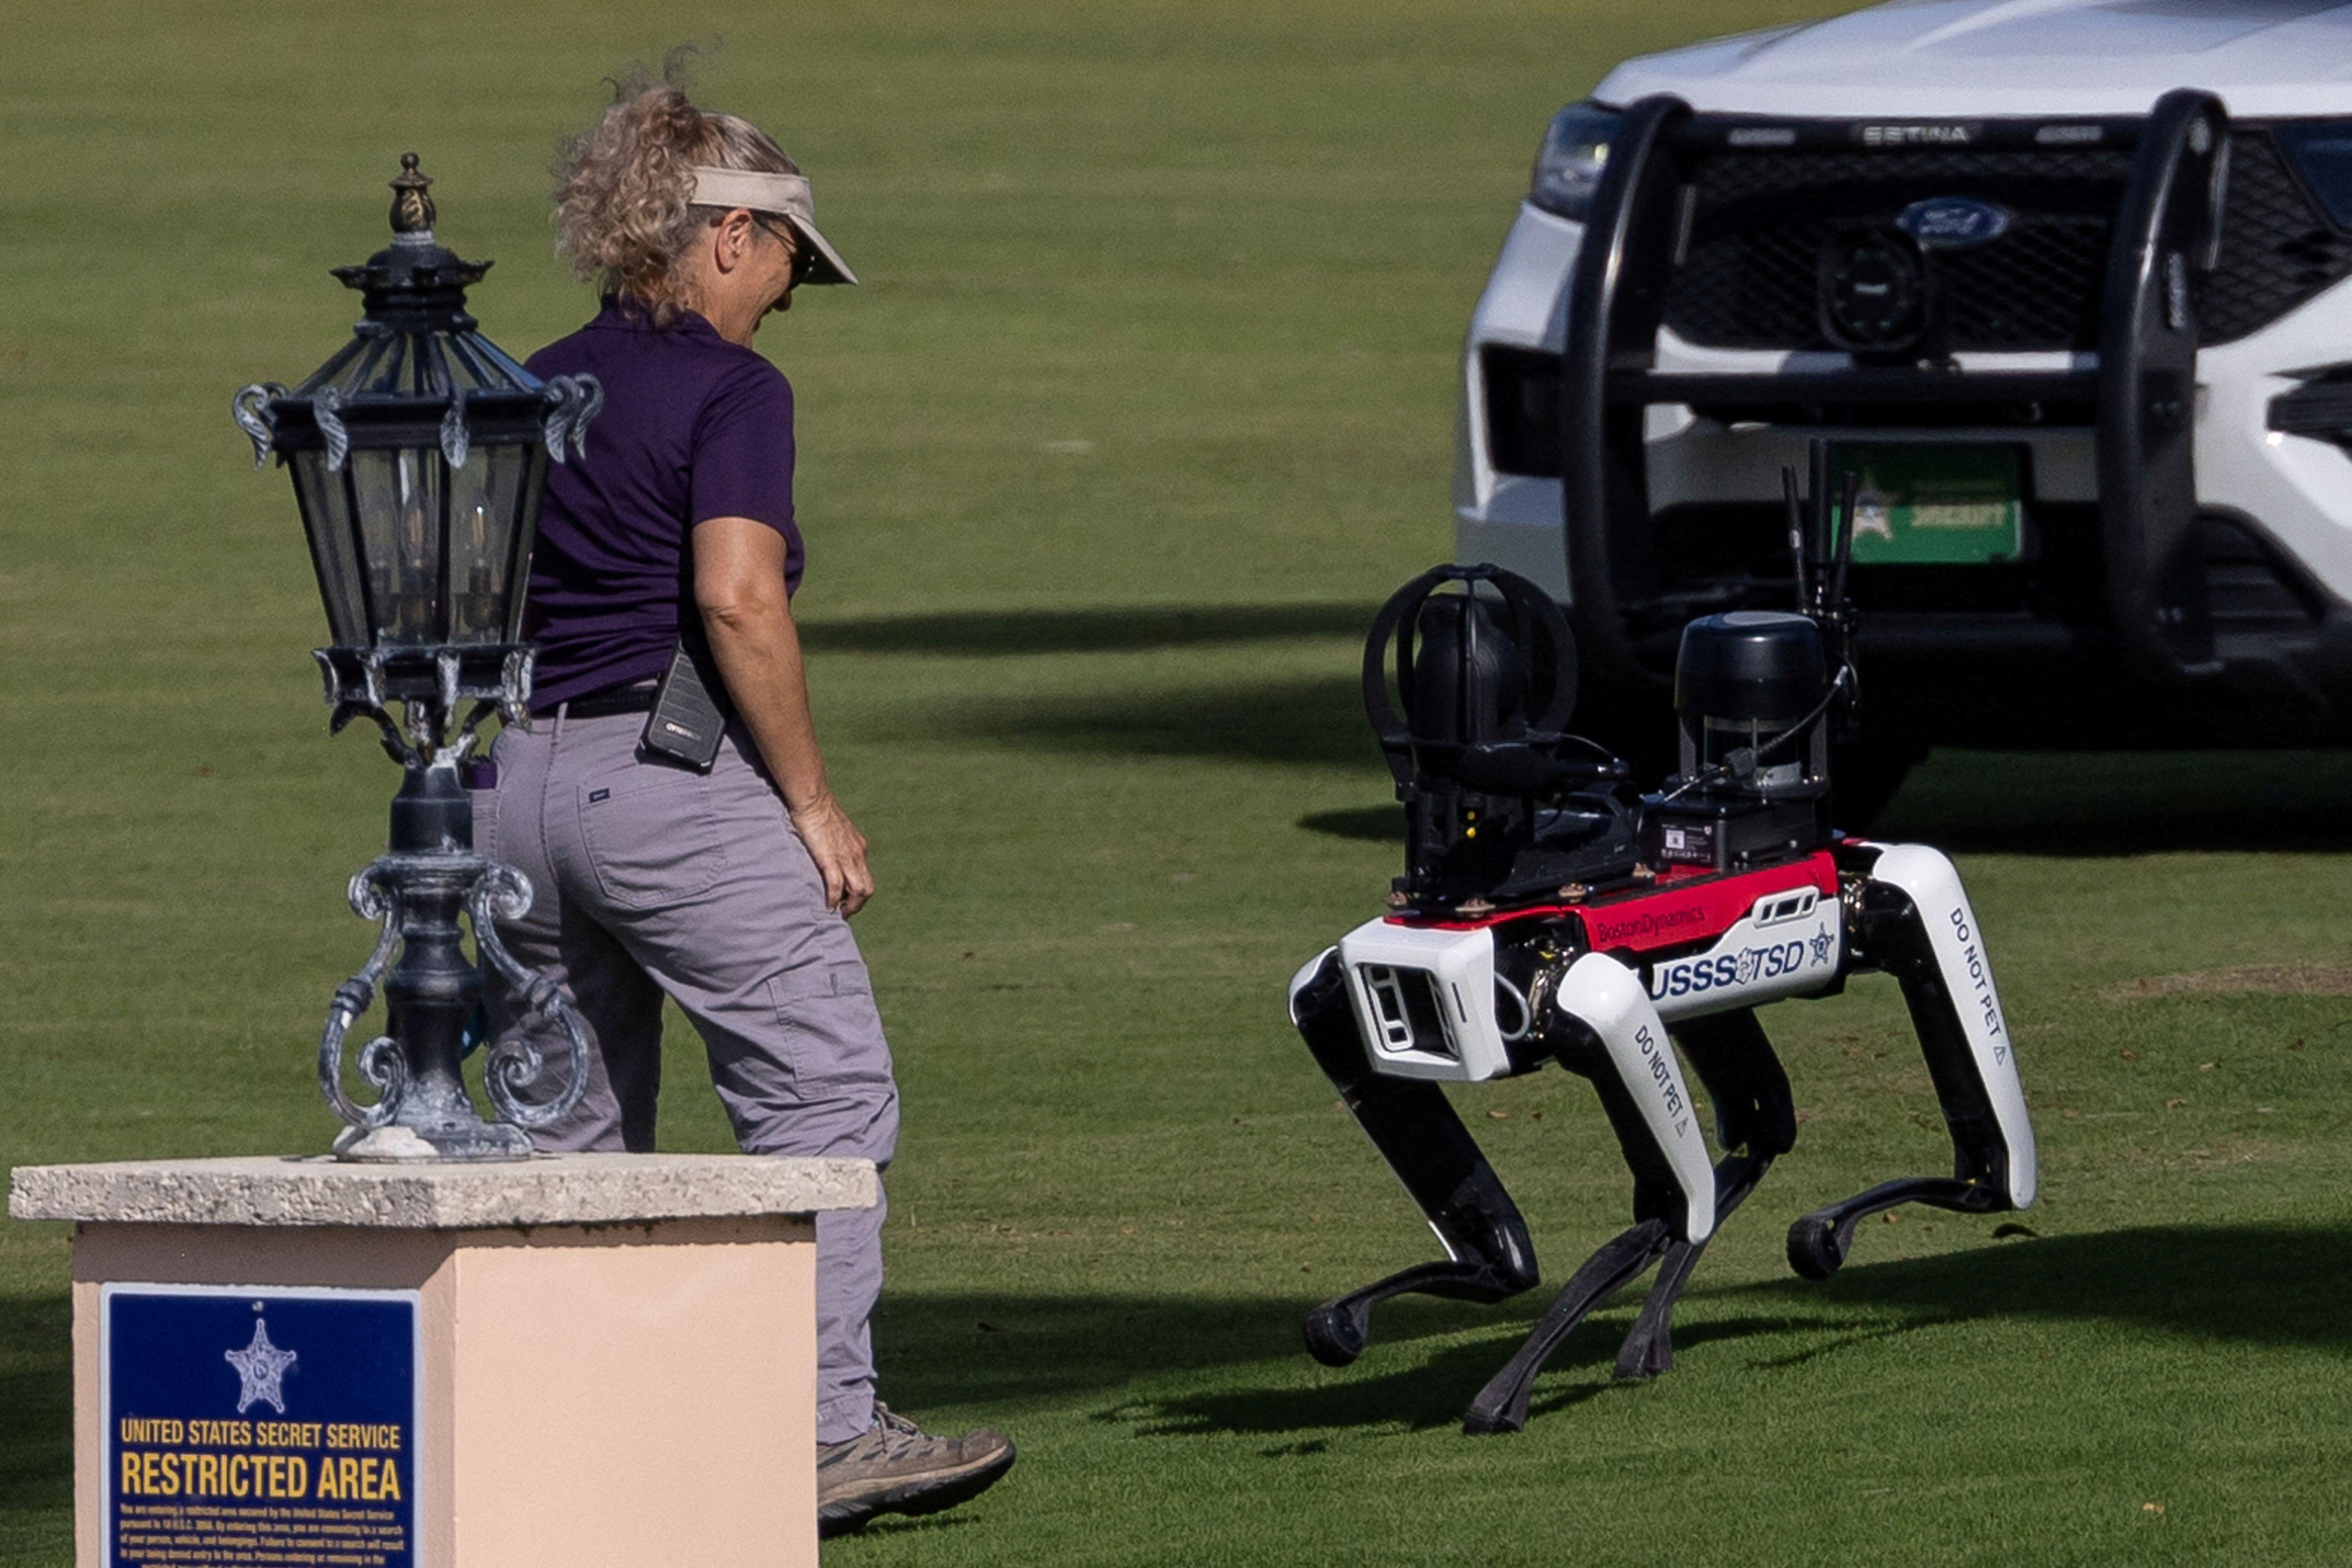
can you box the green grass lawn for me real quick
[9,1,2352,1562]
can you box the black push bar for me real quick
[1558,90,2234,695]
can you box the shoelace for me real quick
[861,1402,940,1460]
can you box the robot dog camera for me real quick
[1287,442,2036,1434]
[1675,611,1830,796]
[1645,611,1836,873]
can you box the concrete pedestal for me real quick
[8,1154,877,1568]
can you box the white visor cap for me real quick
[690,166,857,286]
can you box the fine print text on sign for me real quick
[103,1285,419,1568]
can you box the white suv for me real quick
[1457,0,2352,787]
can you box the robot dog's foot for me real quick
[1303,1261,1534,1369]
[1463,1220,1672,1435]
[1610,1151,1776,1381]
[1610,1240,1702,1381]
[1786,1176,2005,1280]
[1303,1298,1373,1368]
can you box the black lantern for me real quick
[235,154,598,1161]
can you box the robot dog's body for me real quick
[1289,461,2035,1434]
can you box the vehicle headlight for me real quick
[2276,120,2352,229]
[1528,103,1622,223]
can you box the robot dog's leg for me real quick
[1290,950,1540,1368]
[1464,1218,1673,1435]
[1613,1008,1797,1379]
[1463,955,1716,1434]
[1788,844,2039,1280]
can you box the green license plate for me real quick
[1829,443,2023,566]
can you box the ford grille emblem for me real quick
[1896,197,2012,250]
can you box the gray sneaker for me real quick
[817,1402,1015,1536]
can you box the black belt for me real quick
[549,680,658,719]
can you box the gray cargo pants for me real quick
[476,706,899,1444]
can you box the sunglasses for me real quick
[754,215,817,288]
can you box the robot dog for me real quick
[1287,457,2034,1434]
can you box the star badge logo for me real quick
[225,1318,297,1415]
[1811,931,1835,966]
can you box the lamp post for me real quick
[233,154,600,1161]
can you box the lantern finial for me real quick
[390,153,435,236]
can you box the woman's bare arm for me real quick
[691,515,873,915]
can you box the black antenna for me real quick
[1807,437,1833,593]
[1784,465,1808,606]
[1832,466,1859,613]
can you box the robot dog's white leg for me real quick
[1788,842,2039,1278]
[1463,954,1716,1434]
[1548,953,1719,1241]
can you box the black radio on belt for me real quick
[642,641,727,771]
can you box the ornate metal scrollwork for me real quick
[318,862,408,1130]
[540,374,603,463]
[467,863,592,1130]
[315,846,591,1156]
[315,644,537,772]
[231,383,286,469]
[439,386,470,470]
[312,386,351,472]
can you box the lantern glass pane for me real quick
[288,450,367,646]
[350,447,445,646]
[508,446,549,640]
[445,443,532,642]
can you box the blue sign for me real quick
[103,1284,420,1568]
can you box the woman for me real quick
[480,77,1013,1534]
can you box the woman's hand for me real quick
[694,517,874,916]
[789,790,874,917]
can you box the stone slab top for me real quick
[7,1153,877,1230]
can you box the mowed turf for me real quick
[6,1,2352,1562]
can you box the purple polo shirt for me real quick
[522,300,804,708]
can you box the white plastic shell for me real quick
[1287,947,1339,1025]
[1551,954,1718,1242]
[1335,919,1514,1083]
[1641,883,1844,1023]
[1868,844,2039,1208]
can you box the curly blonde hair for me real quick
[554,60,797,317]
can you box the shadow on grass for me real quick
[842,607,2352,852]
[1297,805,1401,842]
[1299,750,2352,851]
[809,603,2352,853]
[1108,1306,1884,1440]
[803,604,1376,659]
[1882,804,2352,857]
[875,1224,2352,1439]
[0,1294,72,1520]
[872,1291,1314,1408]
[1737,1220,2352,1349]
[930,676,1378,773]
[1874,750,2352,855]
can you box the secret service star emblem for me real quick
[225,1319,297,1415]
